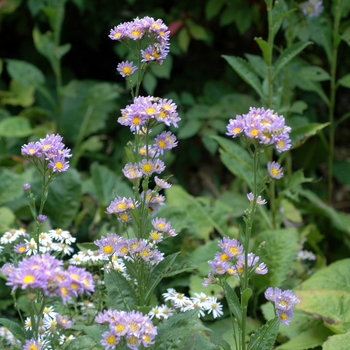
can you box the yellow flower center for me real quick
[103,245,114,254]
[23,275,35,284]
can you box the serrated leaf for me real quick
[163,255,197,277]
[62,335,99,350]
[194,332,220,350]
[248,318,280,350]
[259,228,299,287]
[255,38,271,64]
[222,55,264,99]
[295,78,330,106]
[104,269,137,310]
[274,41,312,78]
[290,122,329,149]
[0,318,26,342]
[297,66,331,82]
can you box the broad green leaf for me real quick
[274,41,312,78]
[33,26,57,72]
[296,289,350,334]
[290,122,329,149]
[186,18,210,41]
[0,169,32,206]
[205,0,225,19]
[62,335,99,350]
[338,73,350,88]
[297,188,350,235]
[44,168,82,228]
[6,59,45,87]
[104,269,137,310]
[150,54,172,79]
[295,78,330,106]
[248,318,280,350]
[223,281,242,325]
[258,228,299,287]
[284,169,313,191]
[146,252,180,303]
[245,54,268,78]
[222,55,264,99]
[280,199,302,224]
[90,163,132,206]
[1,81,35,107]
[163,255,197,277]
[299,259,350,292]
[0,317,26,342]
[70,324,107,344]
[333,160,350,185]
[177,119,202,139]
[0,207,15,232]
[142,71,157,95]
[277,323,333,349]
[296,66,331,82]
[323,332,350,350]
[0,117,32,137]
[341,28,350,47]
[190,239,220,276]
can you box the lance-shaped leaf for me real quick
[223,281,242,326]
[248,317,280,350]
[222,55,265,99]
[274,41,312,78]
[0,318,26,343]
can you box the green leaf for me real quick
[259,228,299,287]
[44,168,82,228]
[323,332,350,350]
[70,324,107,344]
[178,27,190,52]
[284,169,313,191]
[0,317,26,342]
[194,332,220,350]
[1,81,35,107]
[296,289,350,334]
[274,41,312,78]
[212,135,258,191]
[290,122,329,149]
[297,188,350,235]
[6,59,45,87]
[0,206,15,232]
[248,318,280,350]
[255,38,271,64]
[338,73,350,88]
[104,269,137,310]
[177,119,202,139]
[223,281,242,325]
[33,26,57,71]
[145,252,180,303]
[186,18,210,41]
[62,335,99,350]
[296,66,331,82]
[299,259,350,292]
[295,78,330,106]
[333,160,350,185]
[222,55,264,99]
[142,72,157,95]
[0,116,33,137]
[163,255,197,277]
[277,323,333,349]
[205,0,225,19]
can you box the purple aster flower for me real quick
[218,237,243,257]
[14,242,27,254]
[56,314,73,329]
[153,159,166,174]
[247,192,267,205]
[24,338,42,350]
[226,116,245,137]
[154,131,178,154]
[301,0,324,17]
[154,176,172,189]
[106,197,137,214]
[268,161,284,179]
[48,154,69,172]
[276,308,294,325]
[101,330,119,350]
[37,214,47,223]
[275,289,300,311]
[95,236,118,256]
[109,23,127,40]
[208,259,229,275]
[122,162,143,180]
[21,141,42,157]
[117,60,138,77]
[139,159,155,176]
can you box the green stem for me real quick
[266,0,274,108]
[328,0,342,204]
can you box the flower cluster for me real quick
[94,233,164,265]
[118,96,180,132]
[109,16,170,65]
[149,289,223,319]
[301,0,324,17]
[1,253,94,303]
[0,228,76,257]
[226,107,291,152]
[21,133,71,173]
[95,310,157,350]
[203,237,268,286]
[265,287,300,325]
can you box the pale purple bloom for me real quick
[24,339,42,350]
[154,176,172,189]
[268,161,284,179]
[154,131,178,154]
[117,60,138,77]
[37,214,47,223]
[23,183,31,190]
[301,0,324,17]
[247,192,267,205]
[21,142,42,157]
[56,314,73,329]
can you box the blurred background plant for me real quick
[0,0,350,349]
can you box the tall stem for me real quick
[328,0,341,204]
